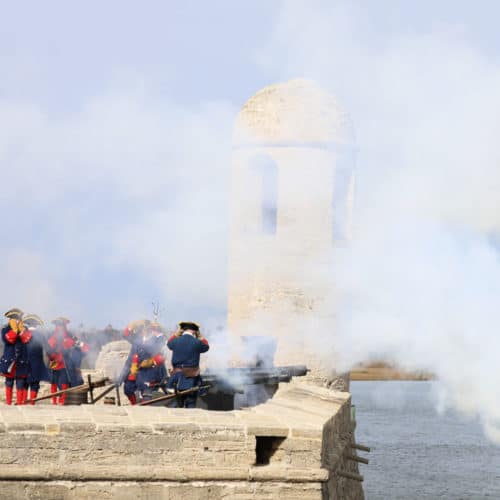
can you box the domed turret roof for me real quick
[233,79,354,147]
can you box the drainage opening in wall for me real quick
[255,436,286,465]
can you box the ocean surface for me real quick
[350,381,500,500]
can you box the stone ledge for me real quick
[245,425,289,437]
[0,465,329,483]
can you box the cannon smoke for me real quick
[1,0,500,443]
[262,1,500,444]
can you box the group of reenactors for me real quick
[120,319,210,407]
[0,308,89,405]
[0,308,210,408]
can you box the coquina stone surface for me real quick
[0,380,364,499]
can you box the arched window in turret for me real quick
[333,150,355,243]
[250,154,278,235]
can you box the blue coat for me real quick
[68,346,86,386]
[167,334,209,368]
[123,334,167,385]
[0,324,30,377]
[27,330,49,383]
[46,330,89,386]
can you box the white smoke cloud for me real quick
[258,1,500,443]
[2,0,500,443]
[0,78,235,326]
[0,249,58,315]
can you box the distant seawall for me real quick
[351,362,433,381]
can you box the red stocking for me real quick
[51,384,58,405]
[127,394,137,405]
[15,388,24,405]
[19,388,28,405]
[59,384,69,405]
[30,390,37,405]
[5,386,13,405]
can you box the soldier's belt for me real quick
[170,366,200,378]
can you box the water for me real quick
[351,381,500,500]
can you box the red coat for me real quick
[47,330,76,370]
[0,324,32,378]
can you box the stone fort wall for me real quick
[0,379,364,499]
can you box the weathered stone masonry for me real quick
[0,379,363,499]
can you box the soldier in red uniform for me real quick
[118,320,148,405]
[0,308,32,405]
[119,320,166,405]
[46,317,88,405]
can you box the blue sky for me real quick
[1,1,279,109]
[2,1,500,328]
[2,1,500,107]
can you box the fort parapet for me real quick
[0,379,363,499]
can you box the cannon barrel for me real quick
[200,364,308,394]
[275,364,309,378]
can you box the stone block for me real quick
[59,422,96,433]
[16,482,71,500]
[281,437,322,452]
[222,451,255,466]
[169,484,210,500]
[200,440,246,452]
[289,451,322,469]
[5,422,44,432]
[245,425,289,437]
[139,434,183,451]
[290,426,323,439]
[153,422,201,433]
[198,429,246,442]
[108,484,168,499]
[45,423,61,435]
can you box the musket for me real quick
[28,377,110,403]
[148,376,169,393]
[91,383,119,404]
[139,384,211,406]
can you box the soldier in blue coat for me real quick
[0,308,32,405]
[166,321,209,408]
[120,320,167,405]
[23,314,49,404]
[46,317,89,405]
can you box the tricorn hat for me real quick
[130,319,150,330]
[178,321,200,332]
[150,321,164,332]
[23,314,44,328]
[125,319,150,336]
[5,308,23,320]
[52,317,70,326]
